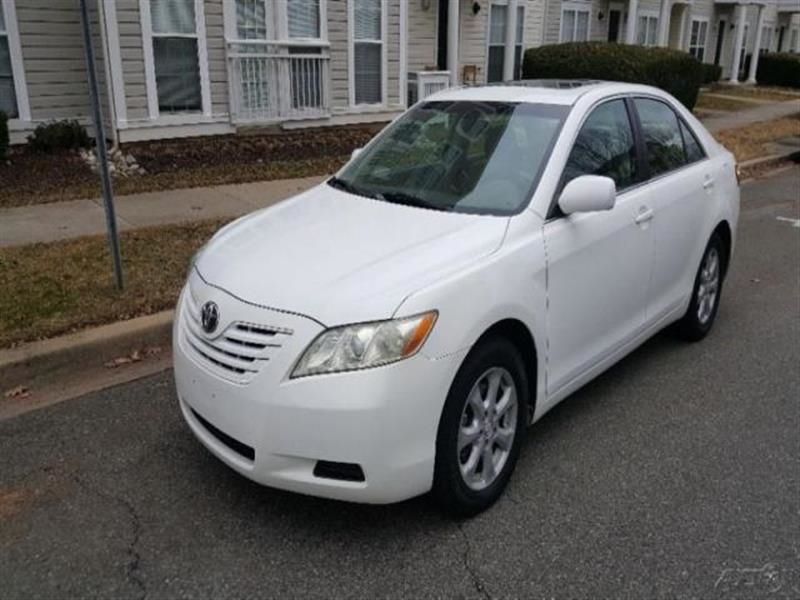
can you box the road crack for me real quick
[457,521,492,600]
[73,475,146,600]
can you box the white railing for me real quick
[227,40,330,124]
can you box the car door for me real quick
[543,98,654,397]
[630,97,713,323]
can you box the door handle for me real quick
[703,176,715,190]
[634,207,654,225]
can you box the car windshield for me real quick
[331,101,568,215]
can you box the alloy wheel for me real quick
[697,247,720,325]
[457,367,518,491]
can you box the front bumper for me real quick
[174,274,465,504]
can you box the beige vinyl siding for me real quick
[204,0,228,116]
[460,0,490,81]
[328,0,349,110]
[15,0,112,133]
[524,0,547,49]
[387,0,400,105]
[116,0,148,121]
[408,0,437,72]
[543,0,563,43]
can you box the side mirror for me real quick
[558,175,616,215]
[351,147,363,160]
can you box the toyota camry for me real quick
[174,81,739,516]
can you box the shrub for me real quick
[756,53,800,88]
[701,63,722,85]
[0,111,8,161]
[522,42,705,109]
[27,119,91,153]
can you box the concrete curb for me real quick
[0,310,174,392]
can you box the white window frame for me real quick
[485,1,526,82]
[688,18,709,62]
[0,0,30,123]
[140,0,212,122]
[637,11,659,47]
[759,23,773,55]
[347,0,387,108]
[560,2,592,43]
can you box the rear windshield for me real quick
[331,101,568,216]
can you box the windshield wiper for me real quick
[377,191,444,212]
[327,176,377,200]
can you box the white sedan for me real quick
[174,81,739,516]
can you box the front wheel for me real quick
[674,232,726,341]
[432,338,529,517]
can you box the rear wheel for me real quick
[432,337,529,517]
[674,232,726,341]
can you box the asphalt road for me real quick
[1,168,799,599]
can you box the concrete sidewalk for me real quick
[701,97,800,133]
[0,175,325,247]
[1,97,797,248]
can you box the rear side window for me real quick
[563,99,638,190]
[680,120,706,164]
[634,98,687,177]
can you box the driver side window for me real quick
[563,99,638,191]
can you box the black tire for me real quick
[432,337,529,517]
[674,232,726,342]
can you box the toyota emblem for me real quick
[200,301,219,334]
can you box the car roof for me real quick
[427,80,659,106]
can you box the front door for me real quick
[608,9,622,42]
[714,19,725,66]
[437,0,449,70]
[544,99,653,395]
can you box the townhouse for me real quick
[0,0,798,145]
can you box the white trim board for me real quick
[1,0,30,122]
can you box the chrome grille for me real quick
[181,290,292,383]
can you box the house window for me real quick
[352,0,383,105]
[149,0,202,113]
[791,28,799,53]
[760,25,772,55]
[0,3,17,118]
[689,20,708,61]
[288,0,321,39]
[637,14,658,46]
[488,3,525,83]
[560,4,591,43]
[236,0,268,39]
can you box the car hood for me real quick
[195,183,508,325]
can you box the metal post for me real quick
[79,0,124,289]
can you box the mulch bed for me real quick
[0,123,382,209]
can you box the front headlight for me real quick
[291,311,438,378]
